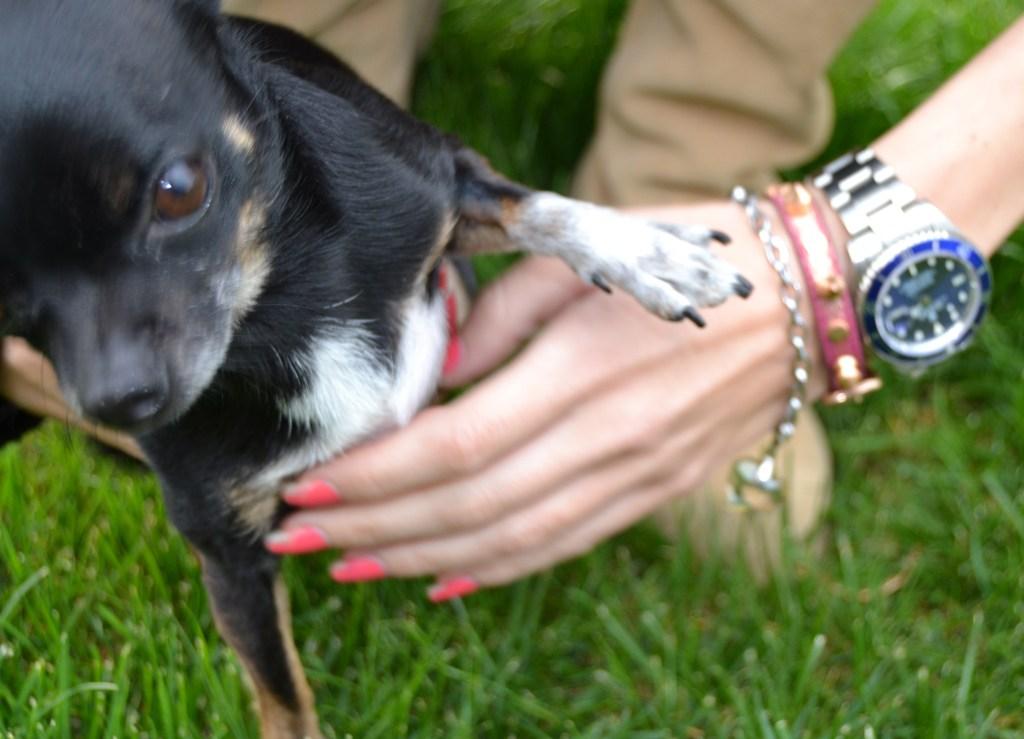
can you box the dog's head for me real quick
[0,0,269,433]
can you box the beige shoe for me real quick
[654,408,832,581]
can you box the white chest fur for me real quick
[246,290,449,496]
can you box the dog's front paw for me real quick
[524,194,752,325]
[612,220,753,325]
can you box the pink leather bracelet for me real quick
[765,183,881,404]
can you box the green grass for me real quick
[3,0,1024,735]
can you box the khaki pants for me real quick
[223,0,442,106]
[222,0,878,576]
[223,0,874,202]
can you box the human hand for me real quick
[265,201,822,601]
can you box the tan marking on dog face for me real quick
[232,199,271,323]
[222,114,256,156]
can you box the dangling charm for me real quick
[727,454,783,510]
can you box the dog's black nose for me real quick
[83,385,168,429]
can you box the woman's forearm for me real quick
[874,16,1024,256]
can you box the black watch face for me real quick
[863,238,991,366]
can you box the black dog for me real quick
[0,1,751,735]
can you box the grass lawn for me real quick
[3,0,1024,736]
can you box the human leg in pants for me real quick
[221,0,441,106]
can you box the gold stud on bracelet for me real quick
[830,354,884,404]
[834,354,864,388]
[816,274,846,300]
[827,319,851,343]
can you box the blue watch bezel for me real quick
[860,234,991,370]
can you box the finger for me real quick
[442,256,590,387]
[281,317,765,550]
[321,368,783,574]
[460,386,805,589]
[465,404,787,590]
[285,371,564,506]
[462,477,678,590]
[291,276,711,506]
[288,295,667,503]
[281,359,691,548]
[371,388,789,586]
[327,430,677,579]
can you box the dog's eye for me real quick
[154,158,209,223]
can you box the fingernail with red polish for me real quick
[283,480,341,507]
[330,556,387,583]
[265,527,329,555]
[428,577,478,603]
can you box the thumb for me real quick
[442,257,591,387]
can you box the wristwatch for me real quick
[813,149,992,376]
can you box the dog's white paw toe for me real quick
[651,222,732,248]
[518,194,752,324]
[587,219,753,324]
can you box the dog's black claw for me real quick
[680,307,706,328]
[591,274,613,294]
[733,276,754,299]
[710,229,732,245]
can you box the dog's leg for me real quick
[199,551,322,739]
[452,150,752,324]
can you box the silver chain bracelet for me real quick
[727,186,811,511]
